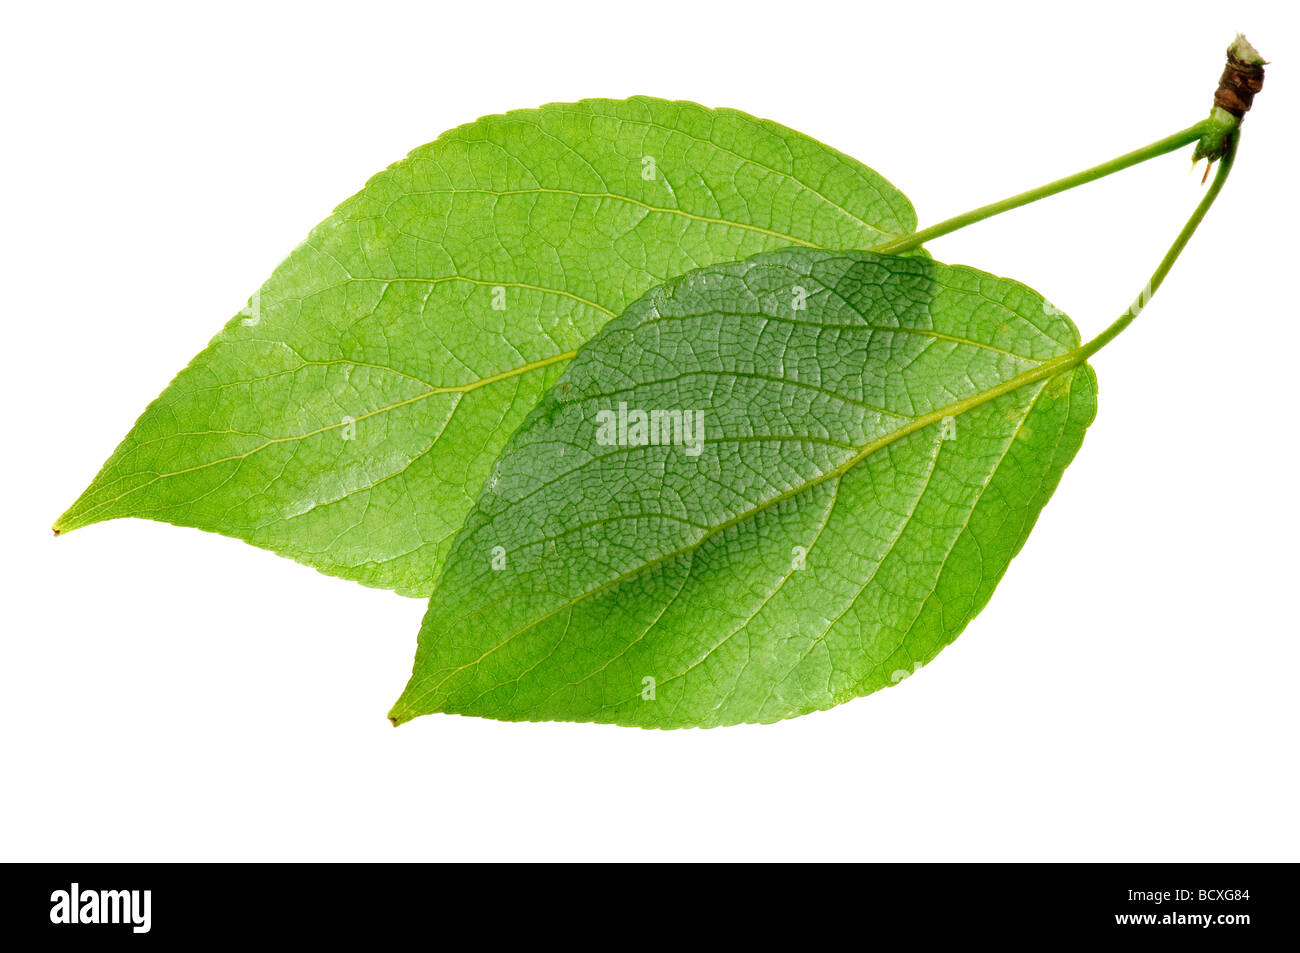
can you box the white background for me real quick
[3,1,1297,861]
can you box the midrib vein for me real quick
[66,214,905,530]
[402,186,830,247]
[401,344,1091,712]
[57,349,580,528]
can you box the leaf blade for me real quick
[55,97,917,595]
[391,249,1098,726]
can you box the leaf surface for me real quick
[54,98,916,595]
[391,249,1097,727]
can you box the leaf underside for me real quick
[55,97,918,596]
[391,250,1097,728]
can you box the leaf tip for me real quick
[387,699,414,727]
[51,508,81,537]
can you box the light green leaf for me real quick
[390,249,1097,727]
[54,97,917,595]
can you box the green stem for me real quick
[868,122,1209,256]
[826,129,1241,443]
[1077,130,1238,360]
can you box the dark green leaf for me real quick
[391,249,1097,727]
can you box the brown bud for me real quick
[1213,34,1266,118]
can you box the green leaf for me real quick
[390,249,1097,727]
[54,97,917,596]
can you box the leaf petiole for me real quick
[1076,128,1237,361]
[868,122,1209,256]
